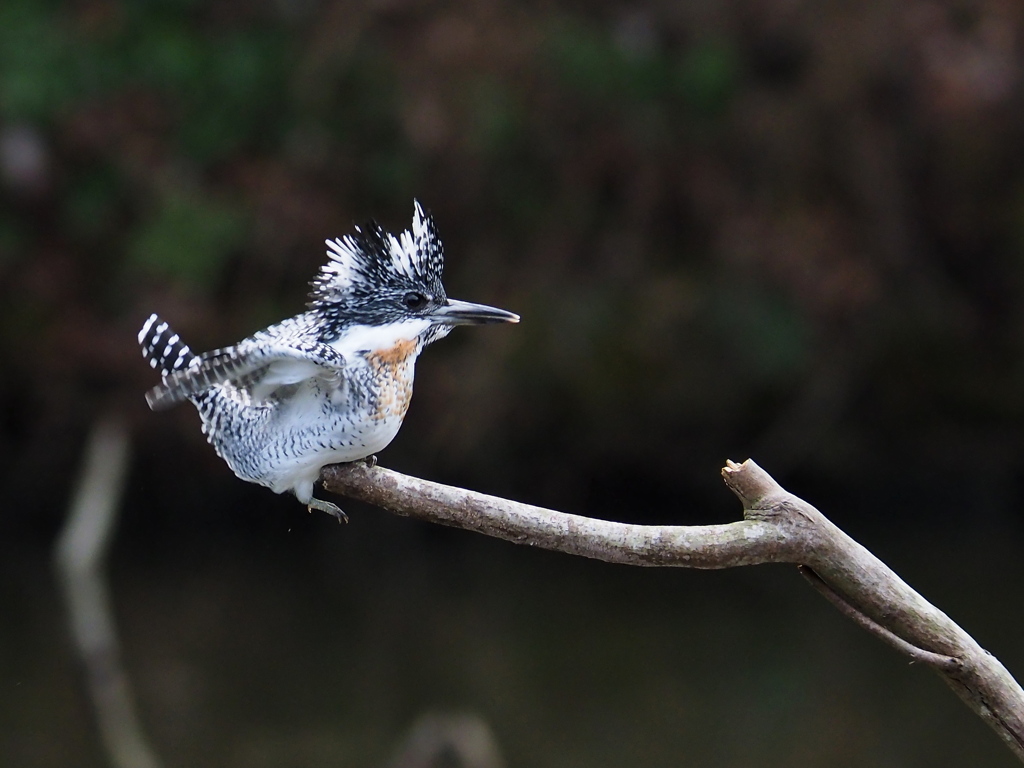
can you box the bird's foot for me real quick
[363,454,378,468]
[307,497,348,524]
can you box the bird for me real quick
[138,201,519,521]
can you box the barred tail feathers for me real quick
[139,315,248,458]
[139,313,195,375]
[139,314,199,410]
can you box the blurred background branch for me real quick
[385,712,504,768]
[54,416,161,768]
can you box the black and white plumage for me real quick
[139,201,519,519]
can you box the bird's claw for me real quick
[307,497,348,524]
[364,454,378,468]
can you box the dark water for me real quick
[2,488,1021,768]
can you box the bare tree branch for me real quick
[796,565,960,671]
[386,712,504,768]
[55,416,163,768]
[322,458,1024,762]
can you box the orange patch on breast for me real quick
[369,338,418,369]
[366,338,419,421]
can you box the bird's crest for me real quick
[308,200,444,308]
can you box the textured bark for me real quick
[322,458,1024,761]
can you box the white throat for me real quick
[330,318,432,356]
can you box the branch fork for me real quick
[322,457,1024,761]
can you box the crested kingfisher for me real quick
[138,201,519,520]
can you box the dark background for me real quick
[2,0,1024,765]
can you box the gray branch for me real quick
[386,712,504,768]
[55,417,163,768]
[321,458,1024,762]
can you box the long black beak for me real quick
[431,298,520,325]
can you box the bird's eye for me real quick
[403,291,429,311]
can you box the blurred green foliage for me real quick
[549,18,739,117]
[127,190,246,289]
[677,38,739,117]
[0,1,76,119]
[0,0,1023,523]
[2,3,1024,767]
[549,19,677,104]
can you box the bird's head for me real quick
[308,201,519,345]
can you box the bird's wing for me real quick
[145,342,346,411]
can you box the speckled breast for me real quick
[364,338,419,423]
